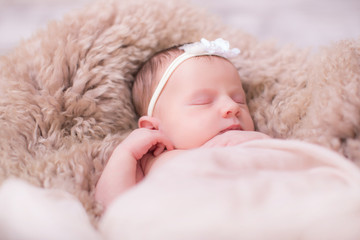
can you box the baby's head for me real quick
[132,46,183,117]
[132,38,255,149]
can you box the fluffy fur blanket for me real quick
[0,0,359,230]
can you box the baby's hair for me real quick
[132,45,184,117]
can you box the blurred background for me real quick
[0,0,359,55]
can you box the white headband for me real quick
[147,38,240,116]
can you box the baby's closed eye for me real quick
[189,95,213,105]
[231,93,246,104]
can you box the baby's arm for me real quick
[95,128,173,209]
[202,130,271,148]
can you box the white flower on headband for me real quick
[179,38,240,58]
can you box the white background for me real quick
[0,0,359,55]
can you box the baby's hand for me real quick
[117,128,174,161]
[202,130,271,148]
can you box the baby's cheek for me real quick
[243,112,255,131]
[169,120,215,149]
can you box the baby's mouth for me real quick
[219,124,242,134]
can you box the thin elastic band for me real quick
[147,52,210,116]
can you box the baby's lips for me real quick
[219,124,242,134]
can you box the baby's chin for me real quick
[174,136,219,149]
[174,141,209,150]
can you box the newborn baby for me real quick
[95,38,270,208]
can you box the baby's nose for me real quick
[221,99,240,118]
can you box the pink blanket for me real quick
[100,139,360,240]
[1,139,360,240]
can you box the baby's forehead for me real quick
[173,57,241,83]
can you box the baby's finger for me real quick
[163,140,174,151]
[149,145,156,152]
[155,132,174,151]
[153,143,165,156]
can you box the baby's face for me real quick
[153,56,254,149]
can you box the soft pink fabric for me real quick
[1,140,360,239]
[100,139,360,240]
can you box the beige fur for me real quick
[0,0,359,223]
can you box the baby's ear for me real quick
[138,116,160,130]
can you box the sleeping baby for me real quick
[95,38,271,208]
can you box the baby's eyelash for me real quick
[190,99,212,105]
[232,95,245,104]
[189,96,213,105]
